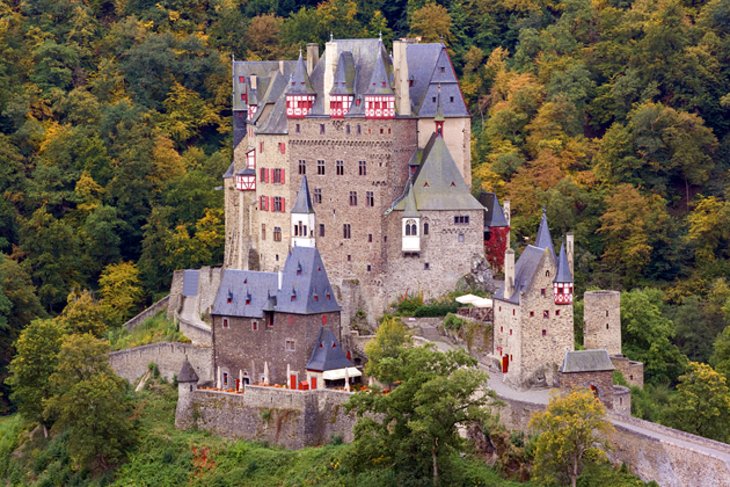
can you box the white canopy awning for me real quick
[322,367,362,381]
[472,297,493,308]
[455,294,480,304]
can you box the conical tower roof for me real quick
[291,176,315,214]
[178,357,199,383]
[403,181,419,218]
[330,52,356,95]
[535,208,555,256]
[365,43,393,95]
[287,50,315,95]
[554,241,573,283]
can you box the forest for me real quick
[0,0,729,458]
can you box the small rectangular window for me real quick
[359,160,367,176]
[239,76,245,83]
[273,168,283,184]
[223,318,229,329]
[259,141,264,153]
[542,329,547,336]
[368,233,373,243]
[273,196,282,212]
[278,142,286,154]
[367,264,372,272]
[273,226,282,241]
[541,288,546,297]
[343,224,351,239]
[336,160,344,175]
[349,191,357,206]
[319,224,325,237]
[261,223,266,240]
[319,124,325,134]
[424,262,430,270]
[366,191,374,207]
[252,321,258,331]
[295,123,301,134]
[317,160,325,175]
[346,124,351,134]
[298,160,306,175]
[556,310,561,316]
[314,188,322,204]
[543,310,549,319]
[356,124,361,135]
[454,215,470,225]
[285,339,295,352]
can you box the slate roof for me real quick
[306,327,353,372]
[555,242,573,283]
[232,38,469,129]
[561,350,614,373]
[494,245,552,304]
[223,161,235,179]
[478,192,508,228]
[391,133,483,212]
[212,269,279,318]
[273,246,340,315]
[535,209,555,257]
[291,176,315,214]
[330,52,356,95]
[287,51,315,95]
[178,357,199,383]
[182,270,199,297]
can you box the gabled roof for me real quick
[211,270,279,318]
[274,247,340,315]
[554,242,573,283]
[561,350,614,373]
[495,245,553,304]
[407,44,469,118]
[535,209,555,257]
[256,93,288,135]
[286,51,315,95]
[364,43,394,96]
[306,327,353,372]
[392,134,483,212]
[291,176,315,214]
[478,192,508,227]
[178,357,199,383]
[330,51,356,95]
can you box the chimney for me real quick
[503,199,511,248]
[393,40,411,116]
[279,60,284,74]
[566,231,574,275]
[250,74,257,90]
[278,270,283,290]
[306,43,319,75]
[504,248,515,298]
[323,39,338,115]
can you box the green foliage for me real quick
[711,325,730,381]
[364,315,411,383]
[347,344,497,485]
[443,312,466,331]
[108,312,189,351]
[530,390,613,487]
[664,362,730,443]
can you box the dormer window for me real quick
[227,290,233,304]
[245,291,252,305]
[296,262,302,275]
[291,288,297,301]
[326,290,331,300]
[439,66,445,73]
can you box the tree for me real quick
[347,345,496,485]
[711,326,730,382]
[529,389,614,487]
[5,319,65,434]
[409,2,452,43]
[45,333,134,471]
[664,362,730,443]
[621,289,687,385]
[686,196,730,263]
[58,290,108,336]
[98,261,143,327]
[364,315,411,384]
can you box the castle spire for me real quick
[535,208,555,257]
[434,83,445,136]
[287,50,315,95]
[553,239,574,305]
[291,176,316,248]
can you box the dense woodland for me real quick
[1,0,730,467]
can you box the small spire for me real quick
[330,32,334,41]
[379,31,383,41]
[535,208,555,257]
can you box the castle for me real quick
[223,37,508,322]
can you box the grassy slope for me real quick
[108,313,190,351]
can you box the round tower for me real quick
[175,357,199,429]
[583,290,621,356]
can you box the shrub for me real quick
[443,313,466,331]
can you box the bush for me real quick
[443,313,466,331]
[394,291,424,315]
[413,302,460,317]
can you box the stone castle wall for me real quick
[584,290,621,355]
[559,370,615,410]
[184,386,356,449]
[109,342,212,384]
[124,295,170,331]
[611,355,644,389]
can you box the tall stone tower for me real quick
[583,290,621,355]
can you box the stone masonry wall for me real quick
[186,386,356,449]
[559,370,614,410]
[611,355,644,388]
[584,290,621,355]
[256,133,291,272]
[109,342,212,384]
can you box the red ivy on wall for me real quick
[485,226,509,271]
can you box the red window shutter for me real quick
[266,196,271,211]
[281,169,285,184]
[282,198,286,213]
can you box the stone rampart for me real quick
[496,394,730,487]
[177,313,213,347]
[124,295,170,331]
[109,342,212,384]
[188,386,356,449]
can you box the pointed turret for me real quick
[434,84,445,135]
[535,208,555,257]
[553,240,574,305]
[364,43,395,119]
[329,52,355,118]
[286,50,316,118]
[291,176,316,248]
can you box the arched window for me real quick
[545,270,550,277]
[410,224,417,235]
[405,219,417,236]
[423,223,429,235]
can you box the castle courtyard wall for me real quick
[109,342,212,384]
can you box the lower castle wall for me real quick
[611,355,644,388]
[109,342,213,384]
[188,386,356,449]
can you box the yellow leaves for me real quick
[161,82,222,144]
[149,133,185,191]
[38,122,67,155]
[98,262,143,327]
[686,196,730,262]
[409,2,452,43]
[74,171,104,213]
[194,208,224,251]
